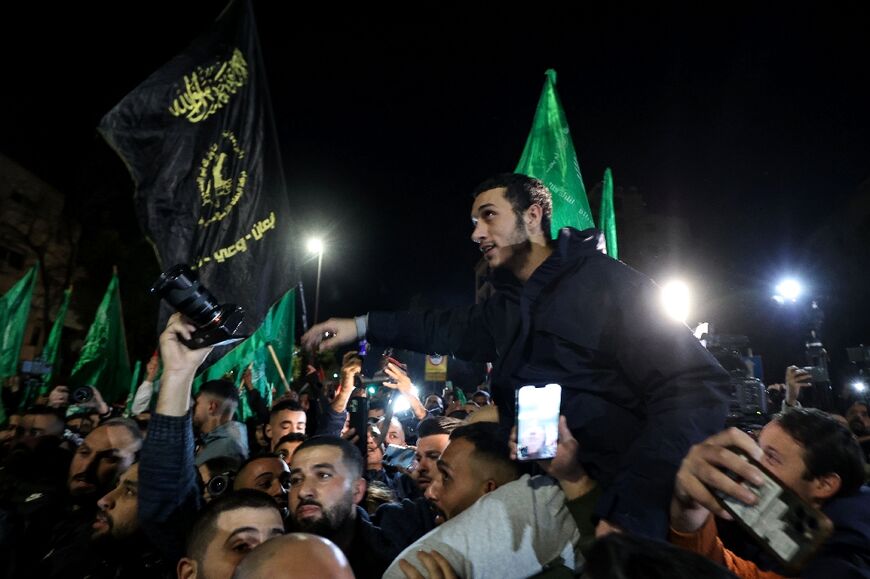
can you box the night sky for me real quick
[2,3,870,389]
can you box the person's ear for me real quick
[177,557,197,579]
[524,204,543,233]
[353,477,367,505]
[811,472,841,503]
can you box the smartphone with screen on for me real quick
[515,383,561,461]
[382,444,416,470]
[710,446,833,573]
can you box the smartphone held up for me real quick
[516,383,562,461]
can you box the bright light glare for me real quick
[661,280,691,324]
[774,279,802,302]
[392,384,419,413]
[852,381,867,393]
[307,238,324,254]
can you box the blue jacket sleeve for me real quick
[138,412,203,563]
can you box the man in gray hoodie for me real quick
[192,379,249,466]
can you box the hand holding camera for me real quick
[151,264,246,349]
[70,385,110,416]
[159,313,215,376]
[48,385,70,408]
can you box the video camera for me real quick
[701,331,768,427]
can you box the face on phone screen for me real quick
[516,384,561,461]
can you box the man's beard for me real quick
[91,524,112,543]
[497,213,533,272]
[290,497,354,538]
[850,419,869,437]
[69,472,107,502]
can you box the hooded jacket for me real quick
[368,227,731,538]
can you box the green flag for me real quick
[70,272,132,404]
[599,168,618,260]
[196,287,295,415]
[515,69,594,236]
[124,360,142,417]
[0,264,38,422]
[39,287,72,396]
[0,264,38,379]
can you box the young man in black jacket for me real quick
[302,173,731,540]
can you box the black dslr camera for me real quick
[151,264,246,349]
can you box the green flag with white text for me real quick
[599,168,618,259]
[70,273,131,404]
[515,69,594,236]
[0,264,38,379]
[39,286,72,396]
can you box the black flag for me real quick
[99,0,295,337]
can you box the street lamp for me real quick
[773,278,802,303]
[307,238,324,324]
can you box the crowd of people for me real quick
[0,174,868,578]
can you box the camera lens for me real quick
[150,265,223,329]
[72,386,93,403]
[207,475,229,498]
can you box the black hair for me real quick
[24,405,66,421]
[200,455,242,479]
[199,379,240,404]
[472,173,554,240]
[270,399,304,416]
[102,417,144,444]
[185,489,280,561]
[417,416,463,439]
[275,432,308,447]
[773,407,866,496]
[449,422,515,473]
[292,435,364,479]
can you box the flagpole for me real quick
[266,343,291,393]
[112,265,132,406]
[297,281,309,333]
[124,360,142,417]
